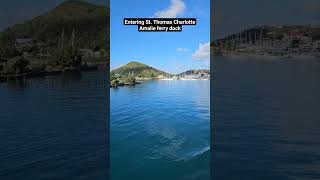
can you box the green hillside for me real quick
[111,61,170,78]
[0,0,109,50]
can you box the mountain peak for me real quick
[58,0,97,7]
[111,61,170,78]
[53,0,104,14]
[126,61,147,67]
[0,0,108,49]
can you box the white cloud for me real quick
[154,0,186,18]
[176,48,190,52]
[192,42,210,61]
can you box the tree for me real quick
[111,79,119,86]
[4,56,30,74]
[150,72,156,78]
[13,56,30,74]
[0,46,20,58]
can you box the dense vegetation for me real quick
[111,61,169,78]
[0,1,109,75]
[0,0,109,50]
[110,61,170,87]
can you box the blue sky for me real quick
[1,0,318,73]
[213,0,320,39]
[110,0,210,74]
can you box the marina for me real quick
[0,28,105,83]
[214,25,320,59]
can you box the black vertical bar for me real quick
[106,2,110,180]
[210,0,214,179]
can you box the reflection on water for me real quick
[212,56,320,180]
[111,80,210,180]
[0,71,108,180]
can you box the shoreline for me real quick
[159,78,210,81]
[110,78,210,88]
[214,53,320,60]
[0,65,101,83]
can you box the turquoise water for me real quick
[110,80,210,180]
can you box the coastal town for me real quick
[213,25,320,58]
[0,1,109,82]
[155,70,210,81]
[0,33,108,82]
[110,62,210,87]
[110,71,210,87]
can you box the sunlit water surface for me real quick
[111,80,210,180]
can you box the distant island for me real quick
[0,1,109,82]
[110,61,210,87]
[213,25,320,59]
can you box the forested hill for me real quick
[111,61,170,78]
[0,0,109,50]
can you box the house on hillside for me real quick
[79,49,93,57]
[79,48,102,58]
[157,74,165,79]
[172,76,179,80]
[15,38,34,47]
[14,38,35,54]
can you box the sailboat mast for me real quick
[71,28,75,49]
[60,28,65,69]
[260,27,263,47]
[255,32,257,45]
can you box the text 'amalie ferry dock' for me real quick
[124,19,196,25]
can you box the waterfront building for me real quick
[157,75,165,79]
